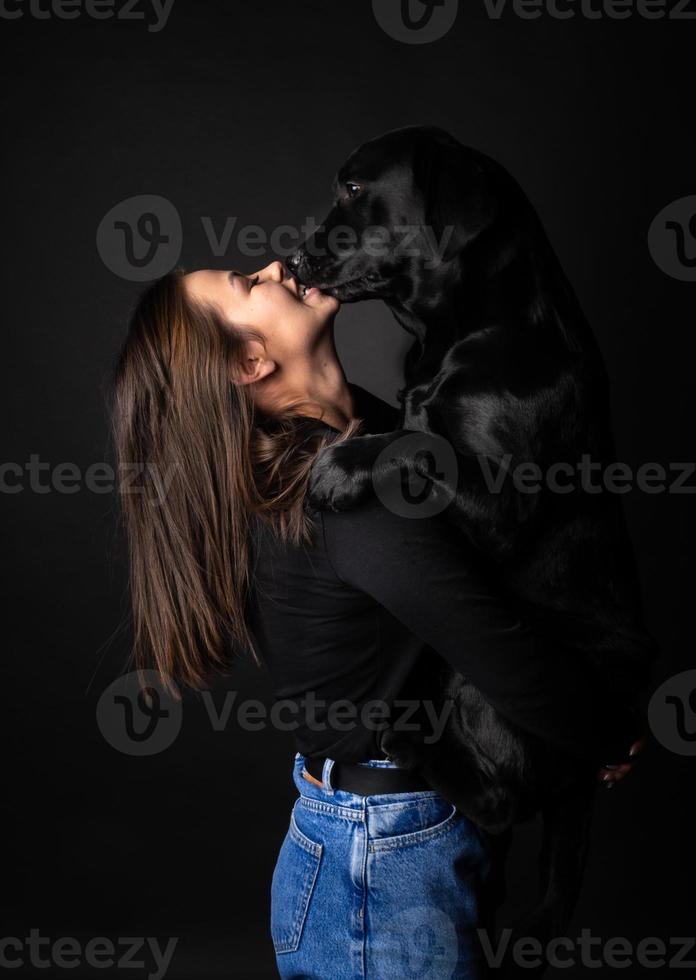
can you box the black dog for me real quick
[287,126,656,948]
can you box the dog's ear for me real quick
[414,135,497,263]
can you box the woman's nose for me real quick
[257,261,285,282]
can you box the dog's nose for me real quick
[286,251,303,276]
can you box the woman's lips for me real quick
[297,280,323,302]
[296,279,336,304]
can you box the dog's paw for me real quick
[379,728,421,771]
[307,444,372,512]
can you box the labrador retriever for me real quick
[287,126,655,952]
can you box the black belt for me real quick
[304,755,430,795]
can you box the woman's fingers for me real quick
[597,734,647,785]
[597,763,633,784]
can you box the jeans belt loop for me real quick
[322,757,336,796]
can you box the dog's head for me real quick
[287,126,517,306]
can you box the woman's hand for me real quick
[597,736,646,788]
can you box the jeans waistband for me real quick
[293,752,439,812]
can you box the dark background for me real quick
[2,1,695,977]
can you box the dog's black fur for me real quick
[288,126,656,956]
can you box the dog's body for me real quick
[288,126,655,949]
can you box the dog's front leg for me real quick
[308,430,415,512]
[413,449,540,559]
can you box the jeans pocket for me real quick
[370,798,462,853]
[271,810,323,954]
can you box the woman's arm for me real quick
[320,498,641,768]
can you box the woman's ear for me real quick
[231,339,276,386]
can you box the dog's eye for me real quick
[345,181,363,199]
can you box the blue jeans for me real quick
[271,753,495,979]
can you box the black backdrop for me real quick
[2,1,695,977]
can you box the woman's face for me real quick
[183,261,339,361]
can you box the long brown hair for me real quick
[112,270,359,689]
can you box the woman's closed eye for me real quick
[228,271,261,292]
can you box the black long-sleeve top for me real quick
[248,385,637,766]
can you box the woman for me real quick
[112,261,639,979]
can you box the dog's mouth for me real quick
[299,273,387,302]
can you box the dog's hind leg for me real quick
[501,777,595,979]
